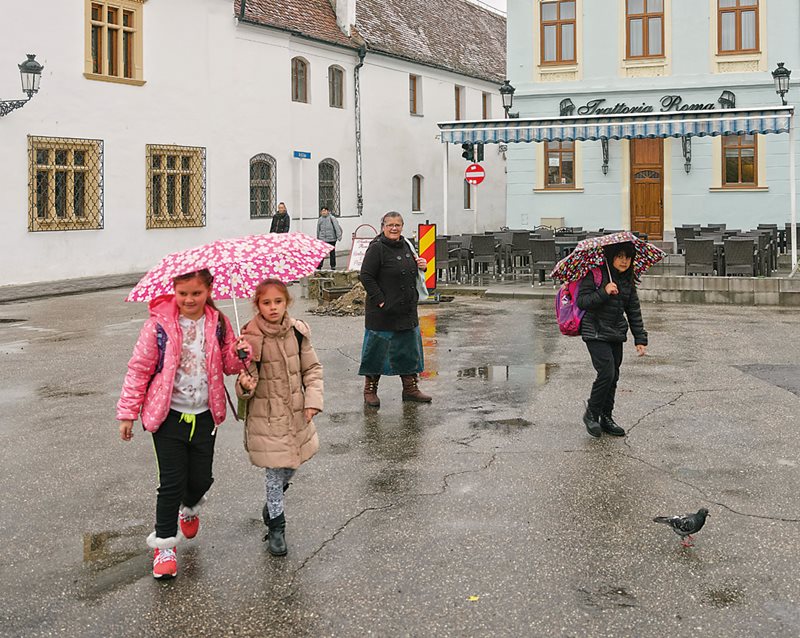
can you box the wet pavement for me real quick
[1,289,799,637]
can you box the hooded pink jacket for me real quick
[116,295,247,432]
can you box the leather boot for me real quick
[263,511,287,556]
[600,413,626,436]
[364,375,381,407]
[582,405,602,438]
[401,374,432,402]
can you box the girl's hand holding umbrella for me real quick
[605,282,619,296]
[234,337,252,364]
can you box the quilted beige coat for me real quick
[237,314,323,469]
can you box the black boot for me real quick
[600,413,626,436]
[582,405,602,438]
[262,507,287,556]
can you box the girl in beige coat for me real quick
[236,279,323,556]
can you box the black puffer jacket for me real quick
[359,235,420,332]
[270,212,290,233]
[576,268,647,345]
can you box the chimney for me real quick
[333,0,356,36]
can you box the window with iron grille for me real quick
[146,145,206,229]
[250,154,277,218]
[318,159,340,216]
[86,0,144,84]
[28,136,104,232]
[292,57,309,103]
[329,66,344,108]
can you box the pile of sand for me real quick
[309,282,367,316]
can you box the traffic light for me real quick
[476,142,484,162]
[461,142,474,162]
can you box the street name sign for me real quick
[293,151,312,159]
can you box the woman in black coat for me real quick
[576,241,647,438]
[358,212,431,407]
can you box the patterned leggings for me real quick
[264,468,295,519]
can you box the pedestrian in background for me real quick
[236,278,323,557]
[116,269,251,579]
[270,202,291,233]
[576,241,647,438]
[316,206,343,269]
[358,211,431,407]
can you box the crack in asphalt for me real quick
[616,449,800,523]
[623,392,684,442]
[282,450,500,598]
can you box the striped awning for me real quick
[438,106,794,144]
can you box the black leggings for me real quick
[151,409,215,539]
[585,340,623,416]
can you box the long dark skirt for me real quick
[358,327,424,376]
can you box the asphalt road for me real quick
[1,288,799,637]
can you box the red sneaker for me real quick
[179,511,200,539]
[152,548,177,579]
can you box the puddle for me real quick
[0,339,30,354]
[0,318,27,324]
[457,363,557,386]
[78,526,151,600]
[578,585,638,610]
[471,417,532,433]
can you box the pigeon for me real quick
[653,508,709,547]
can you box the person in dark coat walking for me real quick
[358,212,431,407]
[270,202,290,233]
[576,241,647,438]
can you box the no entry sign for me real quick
[465,163,485,185]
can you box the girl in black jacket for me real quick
[576,241,648,438]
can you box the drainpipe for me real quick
[354,45,366,216]
[239,0,246,20]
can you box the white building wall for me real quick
[0,0,506,286]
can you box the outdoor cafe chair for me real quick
[533,226,555,239]
[680,224,702,230]
[530,238,557,285]
[674,226,697,254]
[469,234,500,280]
[701,223,726,233]
[757,224,780,265]
[684,238,715,276]
[508,231,532,275]
[736,232,770,276]
[723,238,757,277]
[435,237,463,282]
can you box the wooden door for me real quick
[630,139,664,239]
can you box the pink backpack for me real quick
[555,268,603,336]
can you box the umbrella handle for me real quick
[230,267,242,334]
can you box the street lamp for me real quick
[1,54,44,118]
[500,79,515,119]
[772,62,791,106]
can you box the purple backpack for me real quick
[556,268,603,336]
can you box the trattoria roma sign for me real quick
[565,95,718,116]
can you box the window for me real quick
[28,136,104,232]
[545,141,575,188]
[319,158,340,216]
[85,1,144,83]
[463,179,472,209]
[626,0,664,58]
[541,0,576,64]
[250,154,277,219]
[292,57,309,103]
[409,74,421,115]
[482,92,491,119]
[722,134,757,187]
[455,85,464,120]
[329,65,344,108]
[412,175,423,212]
[146,145,206,228]
[718,0,758,54]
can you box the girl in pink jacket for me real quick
[116,269,250,579]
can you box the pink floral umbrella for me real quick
[550,231,666,283]
[126,233,334,329]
